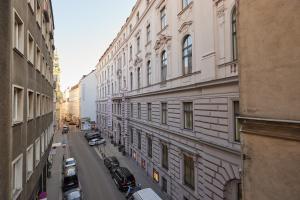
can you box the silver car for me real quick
[88,138,106,146]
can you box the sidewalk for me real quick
[95,136,170,200]
[47,131,70,200]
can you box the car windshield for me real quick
[67,191,81,199]
[66,160,75,166]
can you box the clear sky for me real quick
[52,0,136,91]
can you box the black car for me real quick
[62,167,79,192]
[63,188,83,200]
[112,167,136,192]
[84,131,95,138]
[62,125,69,134]
[104,157,119,172]
[86,133,101,141]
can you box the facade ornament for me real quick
[134,55,143,66]
[178,21,193,33]
[154,34,172,51]
[217,5,225,18]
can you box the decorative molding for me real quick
[178,21,193,33]
[134,55,143,66]
[217,5,225,18]
[154,34,172,51]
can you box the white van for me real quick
[130,188,162,200]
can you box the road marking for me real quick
[94,147,103,159]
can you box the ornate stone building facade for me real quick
[96,0,241,199]
[0,0,55,199]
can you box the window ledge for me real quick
[26,171,33,181]
[27,117,34,122]
[12,188,22,200]
[178,1,194,17]
[13,47,24,58]
[157,25,169,36]
[12,121,23,126]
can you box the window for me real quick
[182,0,192,9]
[36,1,42,26]
[160,7,167,30]
[35,138,40,166]
[26,145,34,179]
[137,103,141,119]
[161,51,167,82]
[13,86,24,123]
[27,32,34,64]
[147,103,152,121]
[183,35,192,75]
[137,67,141,89]
[136,12,140,22]
[130,45,133,60]
[147,137,152,158]
[130,103,134,118]
[137,36,141,52]
[161,103,167,124]
[28,0,35,12]
[147,60,151,86]
[36,93,41,116]
[36,46,41,71]
[27,90,34,119]
[14,11,24,53]
[232,7,237,61]
[153,169,159,183]
[184,102,193,129]
[233,101,240,142]
[162,144,168,170]
[162,177,168,193]
[130,72,133,91]
[184,154,195,190]
[146,24,151,43]
[137,130,141,150]
[41,133,45,155]
[131,128,134,144]
[12,154,23,199]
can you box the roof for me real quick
[134,188,162,200]
[66,158,75,162]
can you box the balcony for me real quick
[217,60,238,79]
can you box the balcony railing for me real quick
[217,60,238,79]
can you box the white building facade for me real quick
[96,0,241,199]
[79,70,97,122]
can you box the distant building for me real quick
[0,0,55,199]
[239,0,300,199]
[79,70,97,123]
[53,52,63,128]
[68,84,80,124]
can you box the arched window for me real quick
[130,72,133,91]
[147,60,151,86]
[161,51,167,82]
[137,67,141,89]
[182,35,192,75]
[232,7,237,60]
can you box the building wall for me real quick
[68,85,80,123]
[238,0,300,199]
[79,70,97,122]
[4,0,56,199]
[96,0,241,199]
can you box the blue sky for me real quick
[52,0,136,90]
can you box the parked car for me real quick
[129,188,162,200]
[63,158,76,170]
[112,167,136,192]
[62,167,79,192]
[86,133,101,142]
[88,138,106,146]
[104,157,119,172]
[63,188,83,200]
[84,131,97,138]
[62,125,69,134]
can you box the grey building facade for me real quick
[0,0,55,199]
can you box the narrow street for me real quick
[67,126,124,200]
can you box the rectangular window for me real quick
[162,177,168,193]
[26,145,34,179]
[131,103,134,118]
[184,154,195,190]
[138,103,141,119]
[233,101,240,142]
[36,46,41,71]
[36,1,42,26]
[13,86,24,123]
[137,130,141,150]
[161,103,167,124]
[131,128,134,144]
[12,155,23,199]
[14,11,24,53]
[160,7,167,30]
[27,90,34,119]
[147,103,152,121]
[146,24,151,43]
[182,0,192,9]
[35,138,40,166]
[36,93,41,116]
[162,144,168,170]
[41,133,45,155]
[28,0,35,12]
[137,67,141,89]
[130,45,133,60]
[147,137,152,158]
[27,32,34,64]
[137,36,140,52]
[153,169,159,183]
[183,102,193,129]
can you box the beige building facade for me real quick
[96,0,242,199]
[238,0,300,200]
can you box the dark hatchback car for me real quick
[62,167,79,192]
[112,167,136,192]
[86,133,101,141]
[104,157,119,172]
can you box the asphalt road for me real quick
[67,127,125,200]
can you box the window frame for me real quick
[183,102,193,130]
[160,6,167,30]
[161,102,167,124]
[182,0,192,9]
[13,10,24,54]
[137,103,141,119]
[12,85,24,124]
[183,154,195,190]
[147,136,152,158]
[231,6,237,61]
[12,154,23,199]
[161,143,169,170]
[161,51,167,82]
[27,31,35,65]
[35,138,40,167]
[27,89,34,120]
[26,144,34,180]
[147,60,151,86]
[147,103,152,121]
[182,35,193,75]
[137,130,141,150]
[137,67,141,89]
